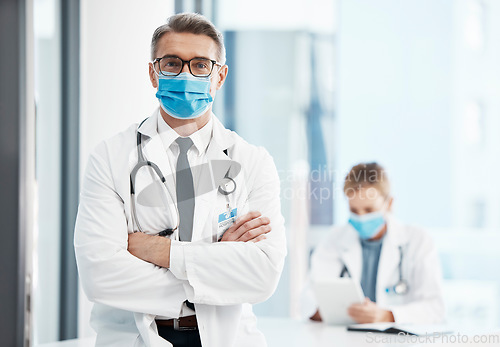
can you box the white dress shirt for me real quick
[157,110,213,193]
[156,111,214,318]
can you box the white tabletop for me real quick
[37,317,500,347]
[257,318,500,347]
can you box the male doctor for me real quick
[74,13,286,347]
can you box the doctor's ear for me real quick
[215,65,228,90]
[149,63,158,89]
[387,197,394,212]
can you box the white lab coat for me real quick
[302,216,445,324]
[74,110,287,347]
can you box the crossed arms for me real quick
[74,143,286,316]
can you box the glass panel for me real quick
[33,0,62,344]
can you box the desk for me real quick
[37,317,500,347]
[257,318,500,347]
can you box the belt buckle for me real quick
[173,318,197,331]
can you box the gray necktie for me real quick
[175,137,195,241]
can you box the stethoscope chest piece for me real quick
[394,280,409,295]
[218,176,236,195]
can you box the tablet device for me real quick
[313,278,365,325]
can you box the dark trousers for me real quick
[157,325,202,347]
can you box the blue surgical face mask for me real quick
[155,72,214,119]
[348,211,386,240]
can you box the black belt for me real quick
[156,315,198,331]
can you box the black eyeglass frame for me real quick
[152,56,222,77]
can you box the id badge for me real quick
[217,207,237,240]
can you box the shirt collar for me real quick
[157,110,213,156]
[360,235,385,248]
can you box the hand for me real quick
[220,211,271,243]
[347,298,395,324]
[128,232,171,268]
[310,309,323,322]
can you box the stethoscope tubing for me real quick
[130,119,235,237]
[339,244,408,295]
[130,130,181,236]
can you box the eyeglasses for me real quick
[152,56,221,77]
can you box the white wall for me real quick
[78,0,174,337]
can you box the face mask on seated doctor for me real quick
[347,187,393,241]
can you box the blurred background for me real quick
[2,0,500,345]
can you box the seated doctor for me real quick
[305,162,444,324]
[74,13,286,347]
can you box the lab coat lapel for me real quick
[191,116,235,242]
[339,226,362,281]
[137,112,177,206]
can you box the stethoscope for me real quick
[130,118,237,237]
[390,246,409,295]
[339,245,409,295]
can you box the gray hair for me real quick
[151,13,226,64]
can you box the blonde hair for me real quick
[343,162,390,199]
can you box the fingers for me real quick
[236,222,271,242]
[348,308,368,324]
[225,211,261,235]
[347,302,366,318]
[348,303,367,317]
[221,211,260,241]
[347,298,370,313]
[221,211,271,242]
[234,217,270,240]
[348,301,378,324]
[347,306,364,323]
[248,233,267,243]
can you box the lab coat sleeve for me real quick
[74,143,187,317]
[388,231,445,324]
[169,147,287,305]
